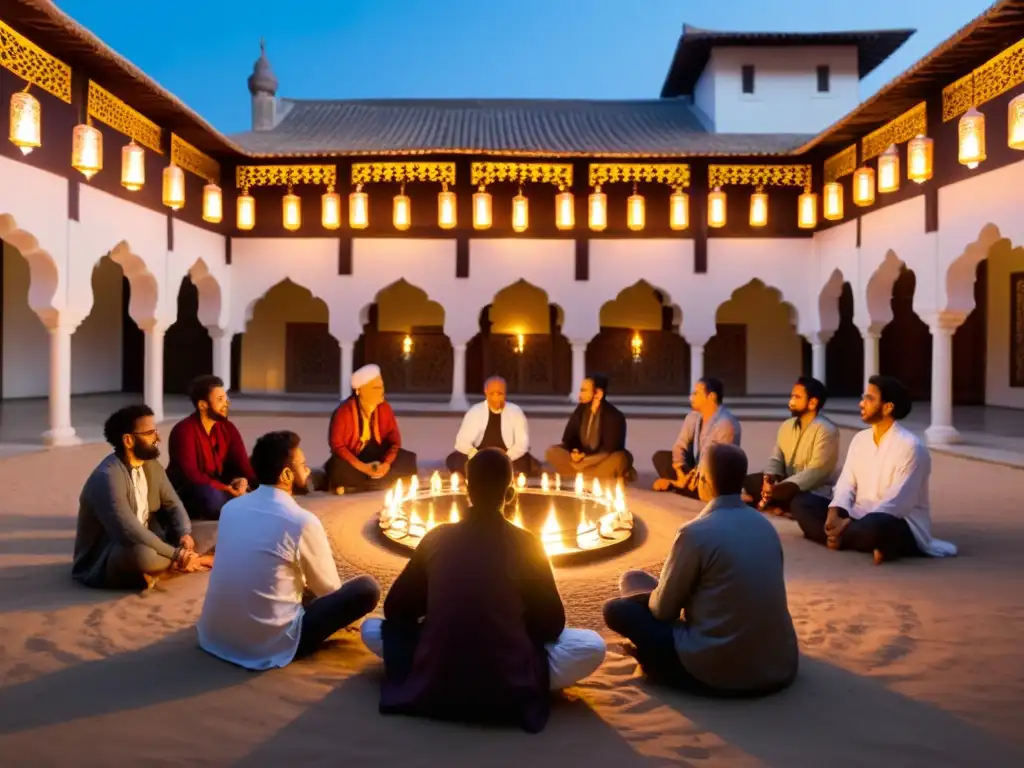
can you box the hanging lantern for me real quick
[588,186,607,231]
[626,185,645,231]
[958,106,986,169]
[237,190,255,230]
[797,191,817,229]
[1009,93,1024,150]
[71,122,102,179]
[9,88,40,155]
[852,167,875,207]
[669,189,689,231]
[877,144,900,193]
[393,185,411,231]
[907,135,934,183]
[708,187,726,228]
[438,184,457,229]
[322,187,341,230]
[511,189,528,233]
[473,185,492,230]
[121,140,146,191]
[202,183,223,223]
[162,163,186,210]
[749,188,768,227]
[350,185,369,229]
[555,188,574,230]
[282,188,301,231]
[823,181,843,221]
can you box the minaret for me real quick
[247,38,278,132]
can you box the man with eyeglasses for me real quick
[73,404,217,590]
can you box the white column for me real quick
[449,342,469,410]
[805,331,832,384]
[925,314,964,446]
[141,320,166,423]
[689,343,705,392]
[339,340,354,399]
[207,327,232,386]
[569,340,587,403]
[42,317,81,447]
[862,329,880,389]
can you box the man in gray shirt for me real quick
[604,443,798,695]
[73,404,216,590]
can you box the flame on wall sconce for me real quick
[630,332,643,363]
[402,334,413,361]
[514,333,525,354]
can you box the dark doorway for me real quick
[164,278,213,396]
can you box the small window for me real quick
[816,65,830,93]
[741,65,755,94]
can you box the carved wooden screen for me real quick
[585,328,690,395]
[357,329,453,394]
[285,322,340,394]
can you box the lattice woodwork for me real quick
[943,38,1024,122]
[0,20,71,102]
[471,162,573,188]
[235,164,337,189]
[170,134,220,183]
[861,102,927,162]
[708,164,812,189]
[588,163,690,188]
[359,332,453,394]
[823,144,857,182]
[351,162,456,185]
[88,80,163,153]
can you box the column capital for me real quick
[449,339,471,351]
[137,317,169,334]
[39,310,83,334]
[568,338,589,349]
[925,311,967,334]
[858,322,885,340]
[804,330,833,346]
[204,325,239,341]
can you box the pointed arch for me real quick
[187,257,223,328]
[103,241,159,325]
[818,268,846,336]
[945,223,1006,315]
[0,213,61,320]
[864,249,905,330]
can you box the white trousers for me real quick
[360,619,606,690]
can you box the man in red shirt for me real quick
[324,364,417,494]
[167,375,257,520]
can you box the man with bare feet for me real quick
[73,404,215,590]
[198,431,380,669]
[789,375,957,564]
[604,443,798,696]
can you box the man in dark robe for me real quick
[360,448,606,733]
[167,375,257,520]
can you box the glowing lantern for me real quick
[852,167,875,207]
[749,188,768,227]
[202,183,223,224]
[438,184,457,229]
[162,163,185,210]
[669,189,689,230]
[282,188,301,231]
[958,106,986,169]
[237,191,255,230]
[708,187,726,228]
[71,123,102,179]
[121,140,146,191]
[473,185,492,229]
[350,185,369,229]
[877,144,900,193]
[626,186,645,231]
[823,182,843,221]
[555,188,574,230]
[393,186,411,231]
[1009,93,1024,150]
[907,135,934,183]
[588,187,607,231]
[511,189,528,233]
[319,188,340,230]
[797,191,817,229]
[9,88,40,154]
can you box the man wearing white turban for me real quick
[323,364,418,494]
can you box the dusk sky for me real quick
[55,0,995,135]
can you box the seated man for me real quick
[652,377,740,498]
[324,364,418,494]
[73,404,215,590]
[446,375,540,477]
[544,373,634,481]
[167,374,257,520]
[604,443,798,697]
[741,376,839,516]
[790,375,957,565]
[198,431,380,669]
[361,448,606,733]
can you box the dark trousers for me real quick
[178,483,233,521]
[103,519,218,590]
[325,446,418,493]
[294,575,381,658]
[446,450,541,477]
[789,493,923,560]
[741,473,804,512]
[651,450,700,499]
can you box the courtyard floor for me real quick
[0,416,1021,766]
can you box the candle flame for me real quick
[555,473,561,491]
[426,503,436,531]
[574,473,584,496]
[430,470,442,495]
[449,501,460,524]
[450,472,461,492]
[408,475,419,497]
[395,478,404,502]
[541,504,566,555]
[592,478,602,498]
[541,472,549,491]
[384,489,394,508]
[516,472,527,489]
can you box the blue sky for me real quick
[56,0,995,135]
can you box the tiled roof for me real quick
[229,98,812,158]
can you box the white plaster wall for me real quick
[170,219,228,329]
[811,220,860,333]
[70,257,122,394]
[693,59,716,128]
[706,46,859,134]
[984,240,1024,408]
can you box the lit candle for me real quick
[541,472,550,492]
[592,478,602,498]
[426,502,436,531]
[395,479,404,503]
[516,473,527,490]
[408,476,419,498]
[555,473,561,491]
[450,472,461,492]
[449,501,460,524]
[574,473,584,496]
[384,489,394,509]
[430,470,442,496]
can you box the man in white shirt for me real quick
[198,431,380,669]
[790,375,957,565]
[446,376,540,476]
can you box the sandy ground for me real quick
[0,414,1022,767]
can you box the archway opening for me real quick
[878,266,931,401]
[825,282,864,397]
[1,239,50,400]
[163,277,213,396]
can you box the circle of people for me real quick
[71,363,957,733]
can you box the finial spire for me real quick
[247,38,278,97]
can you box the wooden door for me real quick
[705,323,747,397]
[285,322,340,394]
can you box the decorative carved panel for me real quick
[586,329,690,395]
[285,322,340,394]
[467,333,571,395]
[356,330,453,394]
[1012,272,1024,388]
[705,324,747,397]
